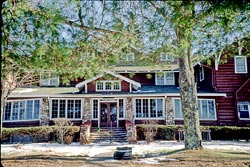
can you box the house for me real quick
[3,53,250,130]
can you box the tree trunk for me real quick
[178,54,202,150]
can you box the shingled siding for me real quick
[214,57,250,126]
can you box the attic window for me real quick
[160,53,174,62]
[121,52,134,62]
[96,81,121,91]
[40,72,59,86]
[155,72,175,85]
[235,56,247,73]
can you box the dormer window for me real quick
[96,81,121,91]
[155,72,175,85]
[121,52,135,62]
[40,71,59,86]
[160,53,174,62]
[235,56,247,73]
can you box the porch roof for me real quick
[8,86,226,98]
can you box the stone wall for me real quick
[39,97,50,126]
[125,97,134,123]
[83,98,92,122]
[165,97,175,125]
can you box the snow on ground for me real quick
[1,140,250,158]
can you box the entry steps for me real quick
[90,127,127,143]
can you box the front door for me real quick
[100,103,117,127]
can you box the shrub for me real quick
[136,125,250,141]
[208,126,250,141]
[1,126,80,144]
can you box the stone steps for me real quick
[90,127,127,143]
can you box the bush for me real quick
[136,125,250,141]
[208,126,250,141]
[1,126,80,144]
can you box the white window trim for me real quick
[121,52,135,62]
[40,71,59,86]
[50,98,83,120]
[126,52,135,62]
[160,53,174,62]
[173,98,217,121]
[234,56,248,74]
[173,98,183,120]
[96,80,121,91]
[199,66,204,81]
[91,99,99,120]
[237,102,250,120]
[133,98,165,120]
[155,72,175,85]
[3,99,41,122]
[117,98,126,120]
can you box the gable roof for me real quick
[75,71,141,89]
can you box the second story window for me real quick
[235,56,248,73]
[96,81,121,91]
[160,53,174,62]
[40,71,59,86]
[199,66,204,81]
[155,72,175,85]
[121,52,135,62]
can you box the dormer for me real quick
[76,71,141,93]
[40,71,59,87]
[160,53,175,62]
[121,52,135,62]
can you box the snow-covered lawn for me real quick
[1,140,250,158]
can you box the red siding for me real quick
[87,82,96,92]
[121,73,155,86]
[237,79,250,101]
[213,56,250,126]
[121,80,130,92]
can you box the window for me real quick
[155,72,175,85]
[121,52,135,62]
[199,66,204,81]
[118,99,124,118]
[51,99,81,119]
[126,53,135,62]
[174,98,216,120]
[40,71,59,86]
[237,102,250,120]
[160,53,174,62]
[92,99,99,119]
[3,99,40,121]
[96,81,121,91]
[135,98,164,118]
[235,56,248,73]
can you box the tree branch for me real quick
[148,1,171,21]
